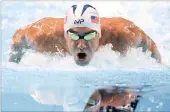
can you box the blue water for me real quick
[2,67,170,111]
[1,1,170,111]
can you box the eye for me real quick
[84,32,96,40]
[68,32,79,40]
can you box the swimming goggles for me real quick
[67,29,97,41]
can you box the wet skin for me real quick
[9,17,162,64]
[65,27,100,66]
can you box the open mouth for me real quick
[77,53,87,61]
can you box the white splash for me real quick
[2,44,168,72]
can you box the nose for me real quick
[77,39,86,50]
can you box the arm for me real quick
[119,18,162,63]
[139,36,162,63]
[9,27,30,63]
[100,17,162,63]
[123,19,162,63]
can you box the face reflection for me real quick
[65,27,100,66]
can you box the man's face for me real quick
[65,27,100,66]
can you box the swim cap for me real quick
[64,4,101,37]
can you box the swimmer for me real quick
[9,4,162,65]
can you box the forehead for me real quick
[70,27,95,32]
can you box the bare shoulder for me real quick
[100,17,149,46]
[26,17,64,42]
[25,17,67,52]
[12,25,29,43]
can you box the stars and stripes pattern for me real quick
[91,16,99,24]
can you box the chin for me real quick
[75,60,90,66]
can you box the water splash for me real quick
[2,44,169,72]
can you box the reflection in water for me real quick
[84,86,143,112]
[2,67,170,111]
[2,83,170,111]
[29,85,170,111]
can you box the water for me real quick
[1,1,170,111]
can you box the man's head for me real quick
[64,4,101,66]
